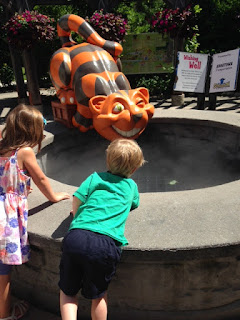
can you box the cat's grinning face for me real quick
[89,88,154,141]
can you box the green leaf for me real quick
[169,180,178,185]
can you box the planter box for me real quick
[51,101,77,128]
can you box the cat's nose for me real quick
[132,113,143,123]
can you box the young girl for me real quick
[0,104,70,320]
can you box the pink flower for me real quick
[152,20,157,27]
[3,9,56,49]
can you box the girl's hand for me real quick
[52,192,70,203]
[18,147,70,202]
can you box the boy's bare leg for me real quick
[60,289,78,320]
[0,274,11,318]
[91,292,108,320]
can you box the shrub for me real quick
[128,73,174,97]
[0,63,14,86]
[195,0,240,52]
[116,0,166,34]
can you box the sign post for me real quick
[209,49,240,93]
[173,52,209,93]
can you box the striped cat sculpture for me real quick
[50,14,154,141]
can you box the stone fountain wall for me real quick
[12,236,240,320]
[10,110,240,319]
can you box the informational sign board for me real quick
[209,49,240,93]
[122,33,174,75]
[173,52,209,93]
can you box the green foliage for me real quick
[127,73,174,97]
[34,4,89,20]
[116,3,150,34]
[116,0,166,34]
[184,25,200,52]
[0,63,14,86]
[194,0,240,52]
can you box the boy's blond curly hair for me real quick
[106,139,145,178]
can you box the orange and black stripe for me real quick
[57,14,123,58]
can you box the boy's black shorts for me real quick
[59,229,122,299]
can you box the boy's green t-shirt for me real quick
[70,171,139,246]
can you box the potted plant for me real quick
[86,9,129,43]
[3,10,56,50]
[149,6,199,40]
[2,10,56,108]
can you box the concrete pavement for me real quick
[2,88,240,320]
[1,88,240,124]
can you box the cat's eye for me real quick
[113,103,124,114]
[136,99,145,108]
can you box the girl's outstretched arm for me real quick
[18,147,70,203]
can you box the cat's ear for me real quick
[137,87,149,101]
[89,96,107,115]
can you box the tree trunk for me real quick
[16,0,30,12]
[172,36,185,106]
[22,48,42,106]
[9,45,28,103]
[173,36,185,66]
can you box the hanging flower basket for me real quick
[85,9,129,42]
[3,10,56,50]
[149,5,200,39]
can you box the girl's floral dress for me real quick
[0,149,31,265]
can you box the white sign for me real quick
[173,52,209,93]
[209,49,240,93]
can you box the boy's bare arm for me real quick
[72,196,82,217]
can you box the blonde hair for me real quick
[106,139,145,178]
[0,104,44,154]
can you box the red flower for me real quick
[3,9,56,49]
[85,9,129,43]
[150,5,197,38]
